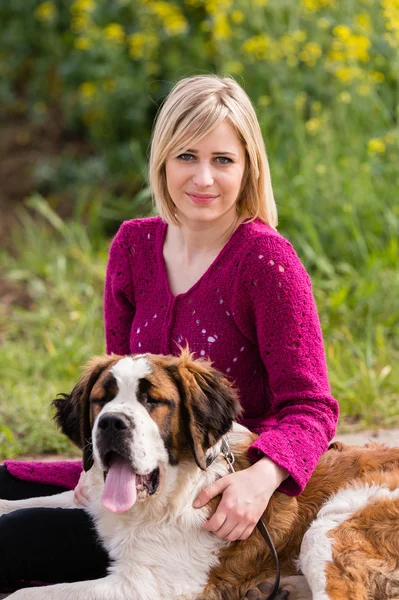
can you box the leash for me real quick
[220,437,281,600]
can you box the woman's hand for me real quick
[73,470,91,507]
[193,457,288,541]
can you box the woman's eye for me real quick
[177,154,232,164]
[177,153,194,161]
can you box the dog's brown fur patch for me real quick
[54,354,399,600]
[202,443,399,600]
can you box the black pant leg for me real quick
[0,465,69,500]
[0,507,109,589]
[0,466,109,590]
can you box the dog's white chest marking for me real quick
[85,459,229,599]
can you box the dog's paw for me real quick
[242,580,291,600]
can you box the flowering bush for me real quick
[1,0,398,234]
[1,0,399,452]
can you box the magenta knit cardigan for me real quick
[7,217,338,495]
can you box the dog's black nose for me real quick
[98,414,129,432]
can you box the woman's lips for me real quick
[187,193,218,205]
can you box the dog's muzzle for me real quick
[95,412,161,513]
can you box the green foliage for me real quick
[1,0,399,456]
[1,0,398,230]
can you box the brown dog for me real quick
[1,351,399,600]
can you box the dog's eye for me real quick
[141,392,162,407]
[91,398,109,408]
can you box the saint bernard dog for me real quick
[1,350,399,600]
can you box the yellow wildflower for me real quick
[79,81,97,100]
[383,132,397,144]
[213,15,232,40]
[70,0,95,14]
[104,23,125,44]
[312,101,322,114]
[295,92,307,111]
[280,33,297,57]
[267,41,283,62]
[357,83,372,96]
[371,71,385,83]
[242,35,270,60]
[128,32,158,61]
[317,17,330,30]
[355,13,372,33]
[258,95,271,106]
[315,164,326,175]
[151,2,188,35]
[286,56,299,68]
[382,0,399,48]
[338,91,352,103]
[367,138,386,155]
[292,30,307,42]
[35,1,56,23]
[75,37,91,50]
[224,61,244,74]
[71,13,91,33]
[300,41,322,67]
[205,0,233,15]
[347,34,370,62]
[253,0,269,5]
[301,0,334,13]
[305,117,322,135]
[145,62,159,75]
[231,10,244,24]
[335,66,360,84]
[333,25,351,40]
[129,33,145,59]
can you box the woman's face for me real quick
[165,119,246,226]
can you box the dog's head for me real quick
[53,350,241,511]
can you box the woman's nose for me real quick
[191,162,214,187]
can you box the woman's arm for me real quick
[233,233,339,495]
[104,223,136,355]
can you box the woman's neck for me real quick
[167,211,246,264]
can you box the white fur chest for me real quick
[85,459,230,600]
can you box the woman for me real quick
[0,75,339,590]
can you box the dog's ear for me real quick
[52,355,119,471]
[168,350,242,471]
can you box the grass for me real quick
[1,1,399,456]
[1,175,398,459]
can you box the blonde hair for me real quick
[149,74,278,228]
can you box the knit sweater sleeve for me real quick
[104,222,136,355]
[232,234,339,495]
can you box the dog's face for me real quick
[53,350,241,510]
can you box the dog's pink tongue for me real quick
[101,455,137,513]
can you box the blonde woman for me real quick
[0,75,338,594]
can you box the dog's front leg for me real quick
[7,575,142,600]
[0,491,76,516]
